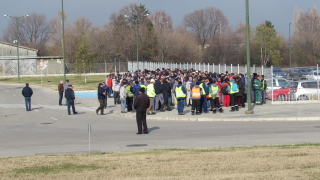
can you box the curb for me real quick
[111,111,320,122]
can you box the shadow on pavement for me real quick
[148,126,160,133]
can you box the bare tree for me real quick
[3,13,51,55]
[182,7,228,51]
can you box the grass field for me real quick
[0,75,108,91]
[1,144,320,180]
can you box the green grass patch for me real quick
[13,163,101,174]
[0,75,108,91]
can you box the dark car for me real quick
[286,67,312,81]
[272,67,286,78]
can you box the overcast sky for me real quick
[1,0,319,40]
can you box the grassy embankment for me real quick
[1,144,320,180]
[0,75,108,91]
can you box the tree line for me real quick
[2,3,320,71]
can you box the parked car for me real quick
[288,80,320,100]
[266,78,290,91]
[306,70,320,80]
[266,82,293,101]
[286,67,312,81]
[272,67,286,78]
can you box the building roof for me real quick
[0,40,39,52]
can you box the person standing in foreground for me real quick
[119,82,127,113]
[133,88,150,134]
[96,83,106,115]
[22,83,33,111]
[58,80,64,106]
[175,81,187,115]
[64,80,70,105]
[146,79,156,115]
[190,82,202,115]
[65,85,78,115]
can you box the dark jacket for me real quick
[65,88,75,100]
[97,86,106,99]
[132,84,141,96]
[22,86,33,97]
[154,80,162,94]
[161,81,171,98]
[133,93,150,112]
[236,80,244,96]
[58,84,64,93]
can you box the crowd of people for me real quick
[97,68,268,116]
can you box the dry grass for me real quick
[1,144,320,180]
[0,75,108,91]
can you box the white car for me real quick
[306,71,320,80]
[289,80,320,100]
[266,78,290,91]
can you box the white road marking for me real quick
[51,117,58,121]
[13,94,16,96]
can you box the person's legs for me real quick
[136,111,142,133]
[67,100,71,115]
[199,95,204,113]
[113,91,119,105]
[152,97,156,111]
[104,96,107,108]
[70,100,76,113]
[141,111,148,133]
[178,99,184,113]
[97,99,104,114]
[24,97,28,111]
[59,93,63,105]
[195,99,201,114]
[132,96,136,111]
[121,98,126,112]
[147,97,154,114]
[202,95,208,113]
[127,97,133,111]
[25,97,31,111]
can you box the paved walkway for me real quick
[77,94,320,121]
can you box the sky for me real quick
[0,0,319,40]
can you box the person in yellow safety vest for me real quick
[146,79,156,115]
[126,83,134,112]
[140,84,147,89]
[198,78,209,114]
[261,75,267,104]
[209,80,223,113]
[175,81,187,115]
[229,78,239,112]
[190,81,202,115]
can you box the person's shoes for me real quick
[73,112,78,114]
[101,113,106,115]
[219,108,224,113]
[209,109,214,111]
[148,112,155,115]
[131,110,136,113]
[59,104,63,106]
[230,107,235,112]
[235,106,239,111]
[167,109,172,111]
[196,113,201,115]
[121,111,127,113]
[136,132,142,134]
[212,109,217,114]
[96,110,99,115]
[28,109,31,111]
[160,109,165,112]
[178,113,185,115]
[191,111,195,115]
[187,105,191,107]
[151,112,156,114]
[68,114,71,115]
[203,112,209,114]
[144,132,149,134]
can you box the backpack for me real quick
[231,83,239,92]
[222,85,230,95]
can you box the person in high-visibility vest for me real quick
[190,81,202,115]
[209,80,223,113]
[146,79,156,115]
[199,78,209,114]
[126,83,134,112]
[175,81,187,115]
[261,75,267,104]
[229,78,239,112]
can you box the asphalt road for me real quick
[1,84,320,157]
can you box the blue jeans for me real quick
[25,97,31,111]
[152,97,157,110]
[177,99,185,113]
[199,95,208,113]
[67,99,76,115]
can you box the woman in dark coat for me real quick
[236,75,245,108]
[160,78,172,111]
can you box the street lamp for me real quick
[61,0,67,82]
[289,23,292,68]
[125,13,149,71]
[158,21,168,64]
[245,0,254,114]
[4,14,28,83]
